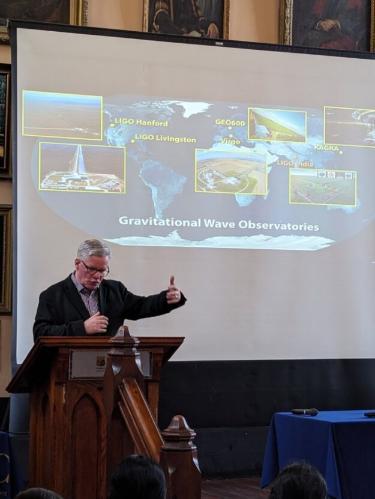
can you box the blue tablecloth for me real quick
[261,410,375,499]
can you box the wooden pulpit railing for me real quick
[7,330,201,499]
[103,328,164,463]
[117,378,163,461]
[104,328,201,499]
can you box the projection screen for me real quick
[13,23,375,364]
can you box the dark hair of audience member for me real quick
[269,462,327,499]
[109,454,166,499]
[15,487,64,499]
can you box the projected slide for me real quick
[15,27,375,366]
[22,91,374,252]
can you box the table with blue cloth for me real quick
[261,410,375,499]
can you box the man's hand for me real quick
[207,22,219,38]
[166,275,182,304]
[84,311,109,334]
[317,19,341,32]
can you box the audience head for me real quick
[269,462,327,499]
[15,488,64,499]
[109,454,166,499]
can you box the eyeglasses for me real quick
[80,260,110,277]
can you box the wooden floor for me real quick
[202,477,269,499]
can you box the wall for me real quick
[0,0,280,396]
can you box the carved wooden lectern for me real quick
[7,331,201,499]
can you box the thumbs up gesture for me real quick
[166,275,181,304]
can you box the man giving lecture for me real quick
[33,239,186,340]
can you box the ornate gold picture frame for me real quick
[143,0,230,39]
[0,0,88,44]
[0,65,10,179]
[280,0,375,51]
[0,206,11,314]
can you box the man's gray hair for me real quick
[77,239,111,260]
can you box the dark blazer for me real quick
[33,275,186,341]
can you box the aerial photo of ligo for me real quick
[324,106,375,147]
[248,107,306,142]
[195,148,268,195]
[22,90,103,140]
[289,168,357,207]
[39,143,126,193]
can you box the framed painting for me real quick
[0,0,88,43]
[280,0,375,51]
[143,0,230,39]
[0,206,11,314]
[0,66,10,179]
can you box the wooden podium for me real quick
[7,333,193,499]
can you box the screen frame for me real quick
[10,19,375,371]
